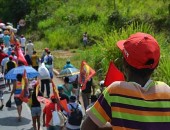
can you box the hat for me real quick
[66,59,70,64]
[117,32,160,69]
[11,50,15,54]
[99,80,104,86]
[45,48,49,52]
[57,85,63,91]
[9,55,13,60]
[50,95,56,100]
[69,95,76,102]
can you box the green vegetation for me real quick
[1,0,170,84]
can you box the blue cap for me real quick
[57,85,63,90]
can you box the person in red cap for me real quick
[43,95,62,130]
[11,50,18,64]
[81,32,170,130]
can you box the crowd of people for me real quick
[0,24,105,130]
[1,22,169,130]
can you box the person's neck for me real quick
[128,76,150,87]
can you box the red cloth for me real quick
[15,41,28,65]
[19,70,29,103]
[79,61,96,90]
[117,32,160,69]
[104,61,125,87]
[0,52,8,63]
[43,102,60,127]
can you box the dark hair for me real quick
[18,60,24,66]
[69,95,76,102]
[51,98,57,103]
[16,74,23,81]
[64,77,69,83]
[47,51,51,54]
[123,58,155,77]
[91,95,97,103]
[33,51,36,54]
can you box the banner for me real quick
[51,80,59,99]
[19,70,29,103]
[79,61,96,90]
[15,40,28,65]
[104,61,125,87]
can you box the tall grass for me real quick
[73,22,170,83]
[37,0,169,50]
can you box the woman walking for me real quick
[29,80,42,130]
[9,74,23,121]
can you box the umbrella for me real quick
[57,68,80,78]
[6,25,13,30]
[0,23,5,28]
[5,66,39,80]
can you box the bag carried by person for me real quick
[50,104,67,126]
[38,63,50,79]
[68,104,83,126]
[6,99,11,108]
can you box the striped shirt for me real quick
[0,73,5,90]
[14,81,22,97]
[87,80,170,130]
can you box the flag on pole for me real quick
[15,39,28,65]
[60,99,70,113]
[19,69,29,103]
[51,80,69,112]
[79,61,96,90]
[35,79,40,97]
[51,80,60,99]
[104,61,125,87]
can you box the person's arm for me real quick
[9,81,16,99]
[91,79,95,95]
[43,113,46,127]
[81,116,112,130]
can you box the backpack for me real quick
[68,104,83,126]
[46,56,53,65]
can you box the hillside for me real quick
[33,0,170,49]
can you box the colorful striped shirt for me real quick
[14,81,22,97]
[87,80,170,130]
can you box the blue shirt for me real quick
[3,35,10,47]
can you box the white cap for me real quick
[99,80,104,86]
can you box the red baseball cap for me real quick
[9,55,13,60]
[45,48,49,52]
[117,32,160,69]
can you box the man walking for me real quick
[81,32,170,130]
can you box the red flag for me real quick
[37,96,51,104]
[19,70,29,103]
[79,61,96,90]
[104,61,125,87]
[15,40,28,65]
[51,80,60,99]
[60,99,70,113]
[51,80,69,112]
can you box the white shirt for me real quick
[20,37,26,47]
[0,34,4,38]
[26,43,34,56]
